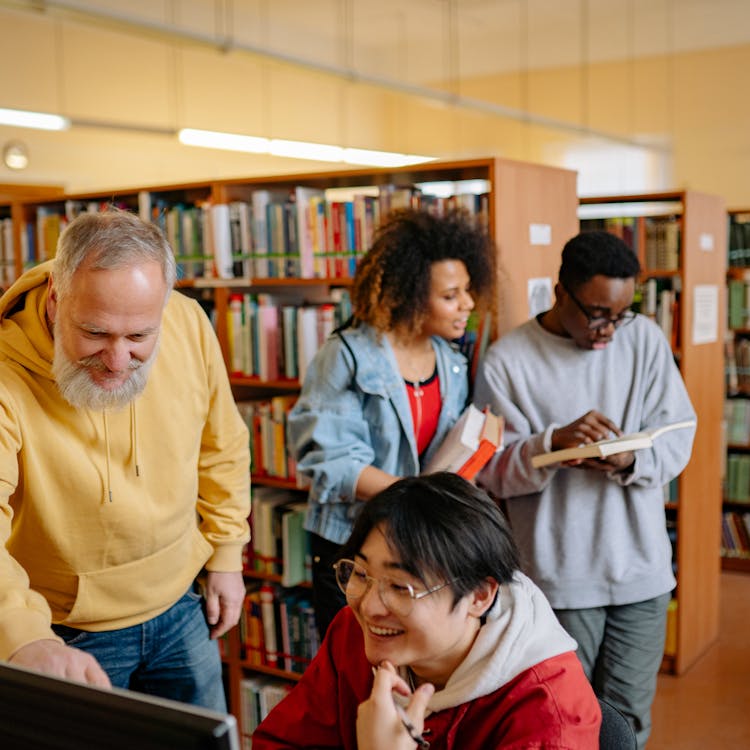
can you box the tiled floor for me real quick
[648,572,750,749]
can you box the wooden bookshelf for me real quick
[580,191,726,675]
[0,183,64,291]
[14,157,579,738]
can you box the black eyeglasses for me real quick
[563,284,636,330]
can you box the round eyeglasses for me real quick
[333,559,452,618]
[564,284,637,330]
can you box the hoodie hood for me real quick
[415,571,577,714]
[0,260,139,502]
[0,260,55,379]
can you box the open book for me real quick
[531,419,697,469]
[423,404,504,481]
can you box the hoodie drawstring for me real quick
[131,402,140,477]
[101,404,140,502]
[102,411,113,503]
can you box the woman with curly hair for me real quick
[287,207,496,637]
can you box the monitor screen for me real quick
[0,662,240,750]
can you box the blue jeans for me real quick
[554,593,671,750]
[52,587,226,712]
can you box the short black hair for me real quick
[338,473,519,609]
[351,208,495,334]
[559,230,640,290]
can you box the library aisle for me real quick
[648,573,750,749]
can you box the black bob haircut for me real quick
[337,472,520,609]
[559,230,641,291]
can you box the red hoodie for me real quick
[253,604,600,749]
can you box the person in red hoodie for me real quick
[253,473,600,750]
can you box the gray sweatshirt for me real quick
[474,315,696,609]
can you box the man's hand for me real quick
[9,639,111,688]
[579,450,636,474]
[551,410,623,452]
[203,570,246,639]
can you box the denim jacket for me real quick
[287,323,469,544]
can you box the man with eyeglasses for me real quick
[474,230,696,749]
[253,473,600,749]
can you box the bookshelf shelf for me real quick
[640,268,682,279]
[250,475,304,491]
[722,498,750,508]
[237,661,304,682]
[242,570,311,588]
[231,377,301,390]
[580,190,726,675]
[721,556,750,572]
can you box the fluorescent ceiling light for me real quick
[178,128,269,153]
[0,107,70,131]
[269,138,344,162]
[344,148,432,168]
[178,127,434,167]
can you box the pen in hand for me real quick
[371,666,431,749]
[392,699,430,748]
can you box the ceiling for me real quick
[7,0,750,93]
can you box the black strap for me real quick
[334,316,358,381]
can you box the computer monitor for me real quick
[0,662,240,750]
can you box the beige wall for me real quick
[0,4,748,208]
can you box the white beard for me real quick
[52,332,158,411]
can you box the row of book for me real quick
[631,279,680,349]
[237,397,299,483]
[240,582,319,676]
[727,277,750,330]
[725,453,750,503]
[724,336,750,395]
[580,215,681,271]
[244,487,311,587]
[238,675,293,745]
[12,186,490,285]
[721,511,750,558]
[140,185,490,281]
[724,398,750,445]
[728,213,750,268]
[580,216,639,253]
[227,289,351,383]
[644,216,680,271]
[637,279,680,346]
[18,200,131,271]
[0,217,13,288]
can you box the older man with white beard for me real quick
[0,209,250,711]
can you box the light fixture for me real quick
[0,107,70,131]
[177,128,269,153]
[177,127,435,168]
[269,138,344,162]
[343,148,434,168]
[3,141,29,170]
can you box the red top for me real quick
[253,606,602,750]
[405,369,441,455]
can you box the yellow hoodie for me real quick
[0,262,250,659]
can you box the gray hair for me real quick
[53,207,177,298]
